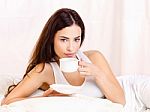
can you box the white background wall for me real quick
[0,0,150,77]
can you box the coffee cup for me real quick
[59,58,79,72]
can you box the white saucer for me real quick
[50,84,82,94]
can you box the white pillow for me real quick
[4,95,123,112]
[0,74,15,95]
[0,74,22,95]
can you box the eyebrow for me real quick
[59,36,81,39]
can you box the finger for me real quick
[50,93,69,96]
[50,90,70,96]
[78,66,88,72]
[43,88,53,97]
[79,71,87,75]
[79,61,90,67]
[79,71,91,76]
[78,66,92,76]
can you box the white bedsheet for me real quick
[117,75,150,112]
[1,74,150,112]
[0,94,123,112]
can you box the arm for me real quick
[1,63,54,105]
[78,50,125,105]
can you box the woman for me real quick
[1,8,125,105]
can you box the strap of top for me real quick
[50,62,67,84]
[76,50,91,63]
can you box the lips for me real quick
[64,53,75,57]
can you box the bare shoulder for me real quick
[28,63,52,75]
[83,50,109,66]
[83,50,104,59]
[83,50,112,73]
[27,63,54,84]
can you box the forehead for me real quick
[55,24,81,38]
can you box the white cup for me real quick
[59,58,79,72]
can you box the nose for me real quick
[67,42,74,51]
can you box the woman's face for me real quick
[54,24,81,59]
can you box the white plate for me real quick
[50,84,82,94]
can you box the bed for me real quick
[0,74,123,112]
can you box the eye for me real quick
[74,38,81,42]
[60,39,67,42]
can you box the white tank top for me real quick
[50,50,104,98]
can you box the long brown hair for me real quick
[6,8,85,96]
